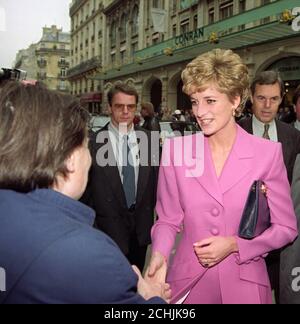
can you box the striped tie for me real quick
[263,124,270,140]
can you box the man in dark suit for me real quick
[239,71,300,184]
[239,71,300,303]
[280,154,300,304]
[293,85,300,131]
[82,83,159,272]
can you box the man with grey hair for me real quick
[239,71,300,303]
[239,71,300,183]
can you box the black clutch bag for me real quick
[238,180,271,240]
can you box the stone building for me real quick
[68,0,106,114]
[101,0,300,116]
[15,44,38,80]
[15,25,71,93]
[69,0,300,116]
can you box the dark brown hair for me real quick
[107,83,139,106]
[293,85,300,105]
[0,81,89,192]
[141,102,155,117]
[251,71,285,98]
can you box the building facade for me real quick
[15,25,71,93]
[35,26,71,92]
[69,0,300,116]
[68,0,107,114]
[15,44,38,80]
[102,0,300,116]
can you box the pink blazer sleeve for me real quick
[151,140,184,259]
[236,143,298,264]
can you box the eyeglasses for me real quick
[113,104,137,112]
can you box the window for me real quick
[131,42,138,54]
[239,0,246,13]
[219,1,233,20]
[132,6,139,36]
[111,53,116,65]
[208,8,214,24]
[111,22,116,47]
[146,0,151,27]
[172,0,177,14]
[194,15,198,30]
[172,24,177,37]
[61,69,66,77]
[180,19,189,34]
[120,50,126,64]
[208,0,215,24]
[120,14,127,42]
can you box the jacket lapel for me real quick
[219,126,254,194]
[188,127,254,205]
[188,133,224,206]
[94,126,127,207]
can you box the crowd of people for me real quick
[0,48,300,304]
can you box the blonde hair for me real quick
[182,49,250,117]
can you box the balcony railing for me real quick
[37,60,47,68]
[36,48,70,55]
[58,74,68,79]
[67,56,101,78]
[58,61,70,68]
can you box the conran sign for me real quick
[175,28,204,46]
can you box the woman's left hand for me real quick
[193,236,238,268]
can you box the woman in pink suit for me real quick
[146,49,298,304]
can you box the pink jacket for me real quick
[152,126,298,304]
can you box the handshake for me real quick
[133,252,171,303]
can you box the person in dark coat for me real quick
[238,71,300,303]
[0,81,169,304]
[141,102,161,132]
[82,84,160,272]
[280,154,300,304]
[293,85,300,131]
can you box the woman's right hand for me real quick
[145,251,168,285]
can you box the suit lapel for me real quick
[189,133,224,206]
[219,126,254,194]
[94,126,127,207]
[188,127,254,205]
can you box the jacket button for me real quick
[211,228,220,236]
[211,208,220,217]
